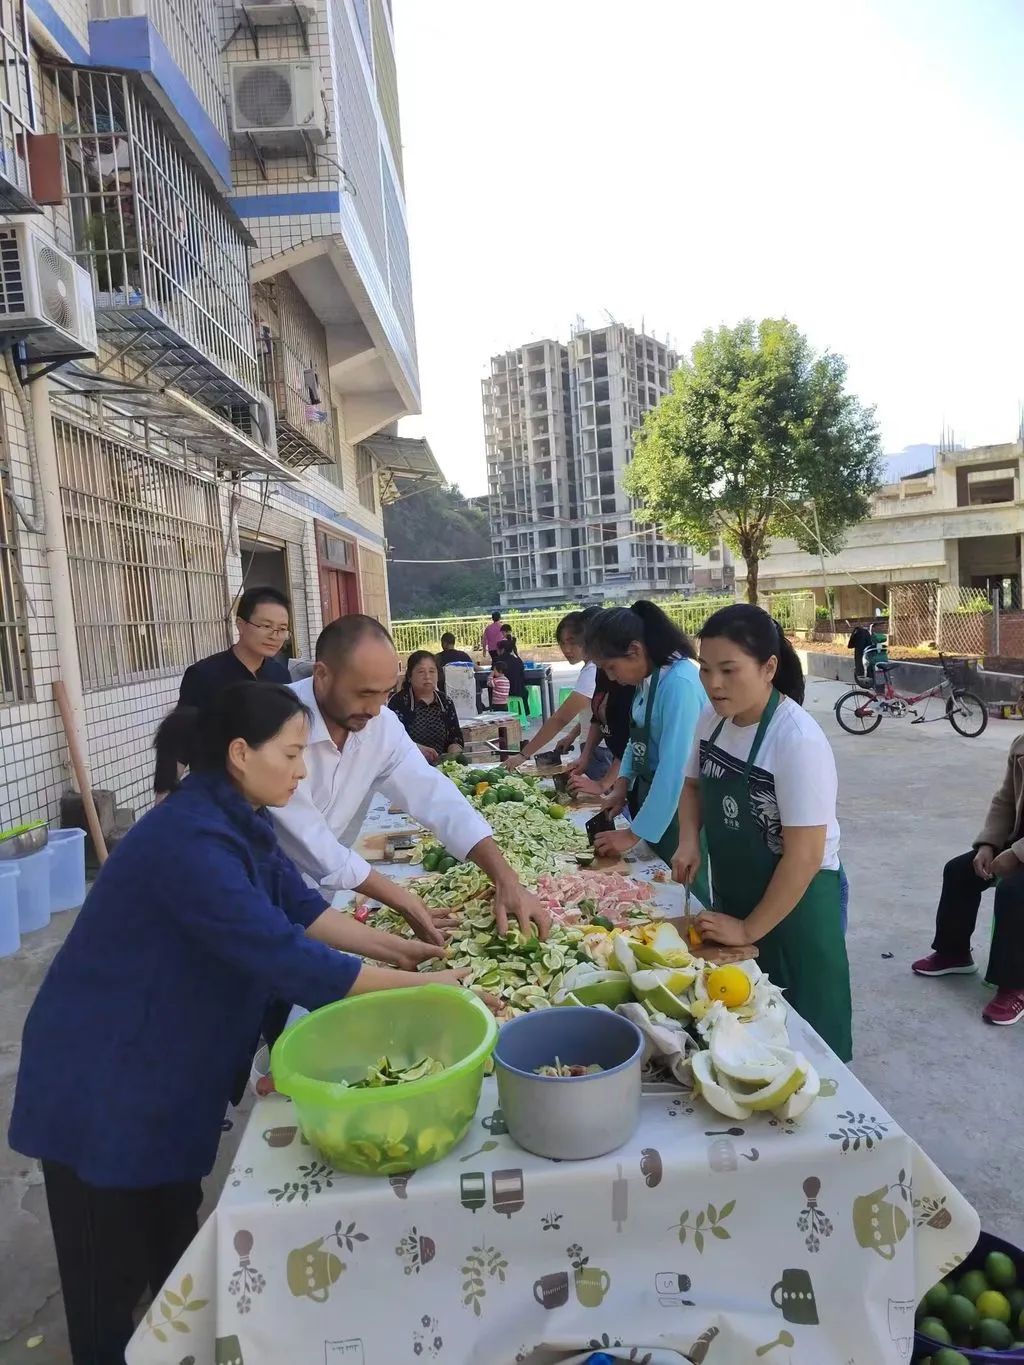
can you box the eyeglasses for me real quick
[246,622,290,639]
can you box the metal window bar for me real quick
[54,416,229,691]
[88,0,228,145]
[0,0,34,210]
[356,446,376,512]
[0,401,31,704]
[253,278,336,469]
[49,67,258,410]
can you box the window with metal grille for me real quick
[0,402,31,704]
[0,0,34,212]
[356,447,376,513]
[54,418,229,691]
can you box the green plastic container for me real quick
[270,985,497,1176]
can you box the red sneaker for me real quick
[912,952,976,977]
[983,989,1024,1026]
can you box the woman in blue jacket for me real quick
[9,683,463,1365]
[584,602,709,908]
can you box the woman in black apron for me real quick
[583,602,709,904]
[673,604,852,1060]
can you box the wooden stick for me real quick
[53,681,108,865]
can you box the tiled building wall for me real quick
[27,0,89,57]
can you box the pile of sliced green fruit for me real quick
[346,1055,445,1089]
[414,802,587,886]
[917,1248,1024,1359]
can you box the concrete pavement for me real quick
[1,670,1022,1360]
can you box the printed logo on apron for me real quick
[632,741,648,763]
[722,794,740,828]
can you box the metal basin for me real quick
[0,822,48,861]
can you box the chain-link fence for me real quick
[886,582,991,656]
[390,592,817,654]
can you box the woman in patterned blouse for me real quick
[388,650,466,764]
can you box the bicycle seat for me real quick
[874,660,897,673]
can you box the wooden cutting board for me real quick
[355,830,422,862]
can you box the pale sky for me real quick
[394,0,1024,496]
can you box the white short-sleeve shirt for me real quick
[685,695,841,870]
[573,661,597,700]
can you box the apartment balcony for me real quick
[257,337,335,471]
[54,67,259,416]
[0,0,36,213]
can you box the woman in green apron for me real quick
[673,604,852,1060]
[584,602,710,905]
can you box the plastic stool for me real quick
[16,846,51,934]
[558,685,575,707]
[526,684,543,717]
[508,696,527,721]
[0,865,20,957]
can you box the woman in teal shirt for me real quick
[584,601,707,893]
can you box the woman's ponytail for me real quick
[586,599,696,667]
[772,622,806,706]
[152,706,199,795]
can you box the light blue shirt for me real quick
[621,657,704,845]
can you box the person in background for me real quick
[9,683,463,1365]
[155,586,292,797]
[846,619,874,685]
[272,615,549,940]
[496,634,526,704]
[388,650,465,765]
[568,667,635,796]
[500,622,519,655]
[488,656,511,710]
[585,602,707,878]
[179,586,291,707]
[505,609,599,771]
[912,701,1024,1026]
[482,609,505,661]
[436,631,474,670]
[673,603,851,1060]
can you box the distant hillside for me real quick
[384,484,500,618]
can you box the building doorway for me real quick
[316,523,360,626]
[238,535,294,661]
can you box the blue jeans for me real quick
[585,743,615,781]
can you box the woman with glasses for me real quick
[156,587,292,797]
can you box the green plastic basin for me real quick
[270,985,497,1175]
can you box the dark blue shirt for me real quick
[178,647,289,708]
[9,773,361,1188]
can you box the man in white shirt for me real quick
[272,615,550,942]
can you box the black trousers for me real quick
[42,1160,202,1365]
[933,849,1024,988]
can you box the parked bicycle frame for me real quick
[834,653,988,738]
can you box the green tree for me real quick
[625,318,882,603]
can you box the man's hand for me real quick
[387,938,447,971]
[493,877,550,940]
[694,910,750,947]
[594,828,639,858]
[416,743,439,765]
[569,772,604,797]
[991,848,1021,880]
[602,777,628,819]
[398,891,455,946]
[503,751,528,772]
[973,844,996,880]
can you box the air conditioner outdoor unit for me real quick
[0,222,98,356]
[230,61,326,147]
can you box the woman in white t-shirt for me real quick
[506,609,612,776]
[673,604,852,1060]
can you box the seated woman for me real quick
[388,649,465,764]
[8,683,466,1365]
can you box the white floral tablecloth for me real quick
[126,1013,976,1365]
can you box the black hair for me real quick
[440,632,456,648]
[556,606,598,646]
[400,649,438,694]
[237,585,290,621]
[491,656,509,675]
[699,603,805,705]
[585,600,696,668]
[491,610,501,622]
[500,623,513,635]
[315,613,393,664]
[152,682,311,794]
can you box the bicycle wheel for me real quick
[946,690,987,738]
[835,689,882,735]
